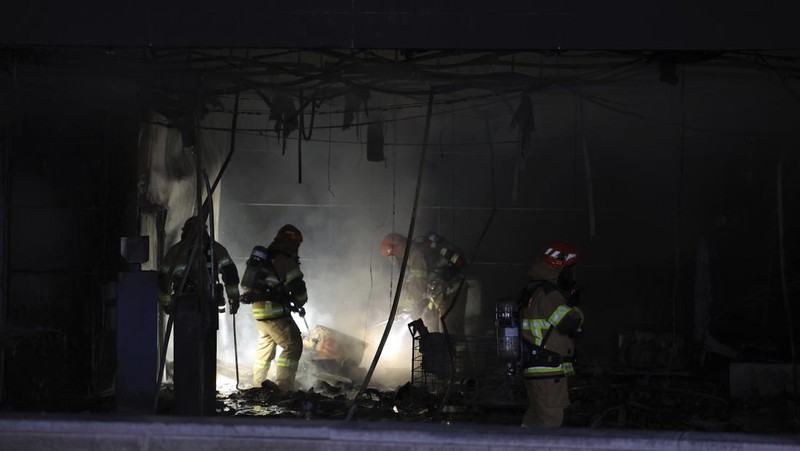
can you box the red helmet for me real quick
[276,224,303,243]
[380,233,406,257]
[540,240,580,269]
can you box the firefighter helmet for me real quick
[275,224,303,243]
[182,216,207,233]
[541,240,580,269]
[380,233,406,257]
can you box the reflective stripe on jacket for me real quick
[251,245,307,320]
[157,238,240,309]
[520,263,583,379]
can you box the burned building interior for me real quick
[1,2,800,450]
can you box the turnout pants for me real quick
[253,316,302,391]
[522,377,569,428]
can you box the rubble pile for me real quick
[220,385,350,419]
[217,382,446,422]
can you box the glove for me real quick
[240,292,253,304]
[163,304,172,315]
[228,298,240,315]
[297,307,306,318]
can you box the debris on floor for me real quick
[210,365,799,433]
[216,381,446,422]
[296,325,369,390]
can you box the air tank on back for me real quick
[495,298,521,375]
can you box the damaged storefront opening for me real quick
[0,46,798,444]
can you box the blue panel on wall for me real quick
[116,271,158,414]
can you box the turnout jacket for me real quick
[401,234,466,315]
[250,241,308,320]
[520,261,584,379]
[157,234,240,311]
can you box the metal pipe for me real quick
[232,313,240,390]
[203,171,216,307]
[152,315,174,413]
[207,85,241,202]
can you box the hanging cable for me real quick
[248,86,273,151]
[327,101,335,198]
[299,98,318,141]
[297,94,303,184]
[346,87,436,422]
[202,83,240,215]
[389,96,398,306]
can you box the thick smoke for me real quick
[214,91,475,390]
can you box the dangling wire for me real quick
[204,83,240,206]
[297,91,304,184]
[389,97,398,308]
[249,86,273,152]
[327,101,336,198]
[299,98,319,141]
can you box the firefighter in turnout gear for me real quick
[240,224,308,391]
[380,232,467,333]
[157,216,241,316]
[519,240,584,428]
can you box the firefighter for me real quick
[380,232,467,333]
[157,216,241,316]
[240,224,307,391]
[519,240,584,428]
